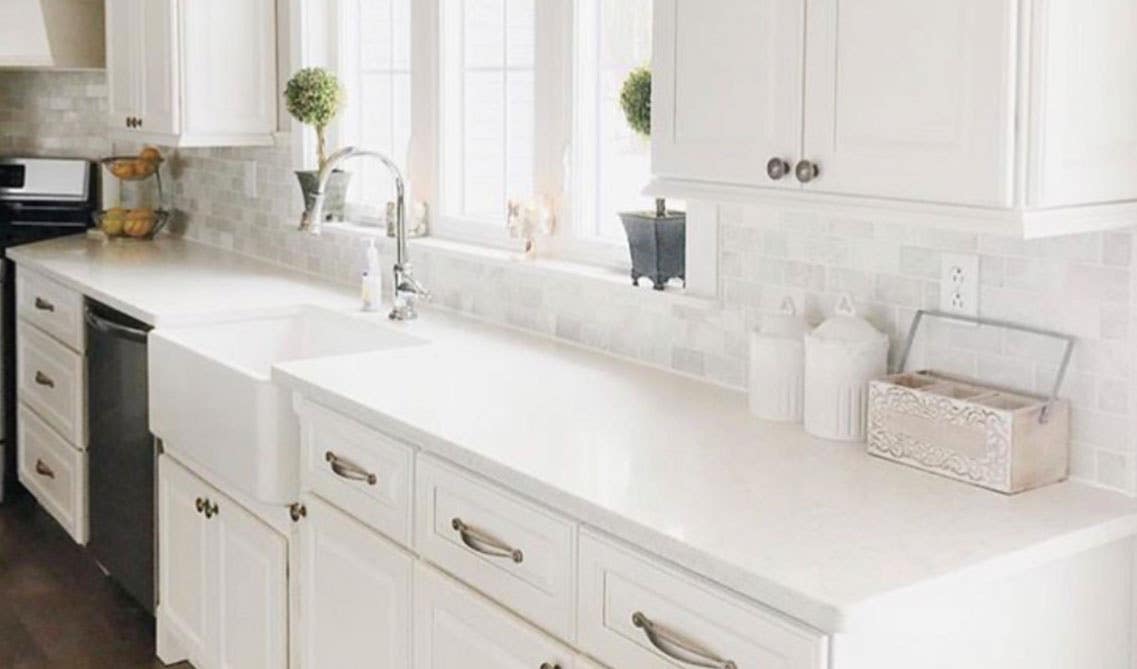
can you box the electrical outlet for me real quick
[939,253,979,320]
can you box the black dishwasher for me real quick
[86,301,154,614]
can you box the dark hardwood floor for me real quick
[0,486,188,669]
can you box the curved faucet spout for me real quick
[302,146,426,321]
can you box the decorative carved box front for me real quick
[866,373,1069,494]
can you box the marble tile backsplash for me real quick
[0,71,109,159]
[5,71,1136,495]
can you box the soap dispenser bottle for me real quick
[362,240,383,312]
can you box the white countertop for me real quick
[11,234,1137,634]
[6,234,357,326]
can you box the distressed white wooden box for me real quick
[866,372,1070,494]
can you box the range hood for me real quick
[0,0,105,70]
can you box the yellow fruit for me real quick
[101,216,125,236]
[104,207,128,220]
[132,159,156,178]
[138,146,161,163]
[127,207,154,220]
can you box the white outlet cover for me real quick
[939,253,979,320]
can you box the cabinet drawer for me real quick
[17,269,85,351]
[18,404,87,543]
[415,455,577,642]
[17,321,86,447]
[298,401,413,547]
[414,562,577,669]
[578,530,828,669]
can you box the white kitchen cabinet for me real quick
[293,495,413,669]
[803,0,1017,207]
[649,0,1137,237]
[156,455,287,669]
[104,0,276,146]
[413,562,577,669]
[651,0,804,190]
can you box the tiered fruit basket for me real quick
[94,147,172,240]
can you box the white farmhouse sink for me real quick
[149,307,426,504]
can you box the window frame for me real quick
[293,0,704,279]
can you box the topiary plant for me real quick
[284,67,343,171]
[620,67,652,137]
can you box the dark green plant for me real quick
[620,67,652,137]
[284,68,343,170]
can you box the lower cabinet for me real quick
[156,455,287,669]
[293,495,414,668]
[413,561,577,669]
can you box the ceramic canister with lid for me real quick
[749,297,810,422]
[804,296,890,442]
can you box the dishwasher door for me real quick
[86,301,154,614]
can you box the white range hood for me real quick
[0,0,105,70]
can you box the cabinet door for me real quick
[180,0,277,138]
[295,496,413,669]
[1027,0,1137,207]
[803,0,1017,206]
[136,0,178,135]
[413,563,576,669]
[212,493,288,669]
[157,457,211,666]
[105,0,139,130]
[652,0,805,189]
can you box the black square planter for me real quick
[620,210,686,290]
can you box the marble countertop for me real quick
[11,233,1137,634]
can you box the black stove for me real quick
[0,158,97,501]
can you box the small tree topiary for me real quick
[620,67,652,137]
[284,68,343,171]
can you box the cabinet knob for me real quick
[204,500,219,519]
[289,503,307,522]
[137,117,142,128]
[766,157,791,181]
[195,497,206,514]
[539,664,562,669]
[794,160,820,184]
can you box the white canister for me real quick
[804,296,890,442]
[749,298,810,422]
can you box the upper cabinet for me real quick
[105,0,277,147]
[650,0,1137,238]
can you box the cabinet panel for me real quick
[157,456,211,667]
[16,322,85,448]
[105,0,139,131]
[214,495,287,669]
[295,495,413,669]
[17,404,87,544]
[803,0,1017,206]
[1028,0,1137,207]
[413,563,576,669]
[652,0,804,189]
[137,0,178,135]
[180,0,277,138]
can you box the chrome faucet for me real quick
[304,147,429,321]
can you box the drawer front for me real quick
[578,531,828,669]
[18,404,88,543]
[298,401,414,546]
[18,321,86,447]
[17,269,85,351]
[415,455,577,642]
[414,562,578,669]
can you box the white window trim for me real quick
[291,0,719,298]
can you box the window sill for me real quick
[320,221,720,310]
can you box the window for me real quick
[572,0,654,243]
[317,0,660,268]
[439,0,536,226]
[335,0,413,217]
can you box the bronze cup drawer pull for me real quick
[450,517,524,564]
[33,297,55,312]
[34,371,55,388]
[631,611,737,669]
[325,451,378,485]
[34,459,55,479]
